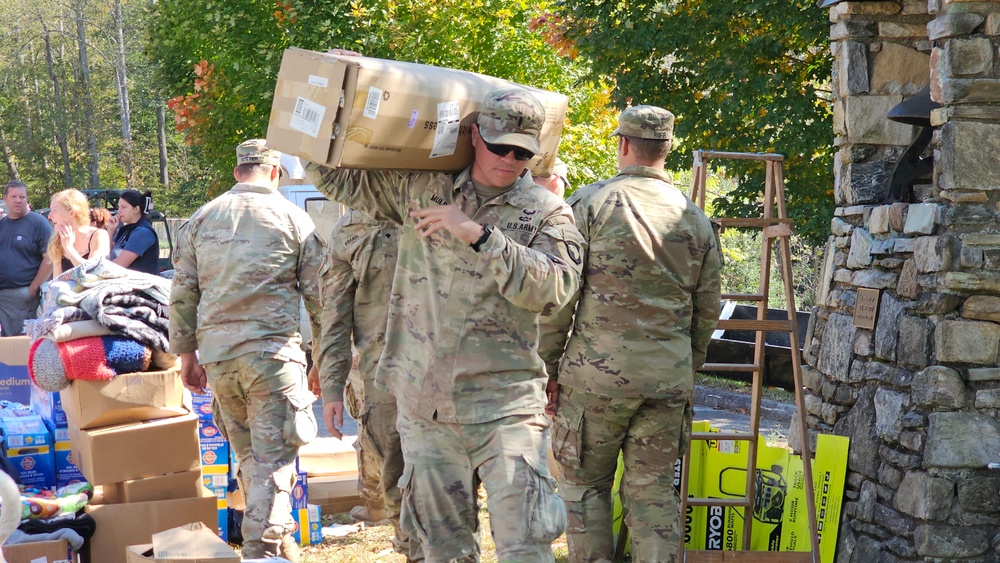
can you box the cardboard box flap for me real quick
[149,522,239,561]
[270,48,349,165]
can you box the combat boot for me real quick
[279,534,300,563]
[350,504,388,522]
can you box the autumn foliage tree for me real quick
[556,0,834,244]
[146,0,618,200]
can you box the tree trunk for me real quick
[75,0,100,189]
[114,0,134,189]
[38,12,72,189]
[157,104,169,188]
[0,119,19,181]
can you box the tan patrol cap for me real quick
[476,86,545,154]
[236,139,281,166]
[612,105,675,140]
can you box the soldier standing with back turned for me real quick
[541,106,722,562]
[169,140,324,562]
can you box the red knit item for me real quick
[56,337,116,381]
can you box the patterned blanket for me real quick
[27,259,171,351]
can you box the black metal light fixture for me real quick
[886,86,941,202]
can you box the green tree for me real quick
[145,0,619,200]
[0,0,200,211]
[556,0,834,244]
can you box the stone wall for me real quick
[808,1,1000,561]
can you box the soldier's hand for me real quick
[545,379,560,415]
[324,401,345,440]
[410,205,484,244]
[180,352,207,394]
[326,48,362,57]
[307,364,321,396]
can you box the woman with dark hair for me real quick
[107,190,160,275]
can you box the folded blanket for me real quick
[45,320,112,343]
[29,336,152,392]
[27,259,171,351]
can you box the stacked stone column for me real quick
[807,1,1000,561]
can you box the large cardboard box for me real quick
[267,48,568,176]
[69,412,200,485]
[125,522,239,563]
[60,369,186,430]
[1,538,71,562]
[0,337,33,405]
[103,469,203,504]
[84,491,218,563]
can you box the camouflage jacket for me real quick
[169,182,325,366]
[305,163,584,423]
[315,209,399,405]
[540,165,721,398]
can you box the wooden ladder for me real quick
[679,150,820,562]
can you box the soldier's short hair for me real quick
[623,136,672,162]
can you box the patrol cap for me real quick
[612,105,675,140]
[476,86,545,154]
[236,139,281,166]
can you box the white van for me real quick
[277,155,345,355]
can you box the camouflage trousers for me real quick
[348,377,413,558]
[552,386,692,563]
[206,352,317,559]
[397,408,566,562]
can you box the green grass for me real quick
[301,508,570,562]
[695,371,797,405]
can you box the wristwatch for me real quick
[471,224,493,252]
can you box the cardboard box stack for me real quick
[192,390,230,542]
[267,48,569,178]
[59,370,217,563]
[32,383,86,489]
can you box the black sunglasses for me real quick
[482,140,534,162]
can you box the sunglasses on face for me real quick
[482,140,535,162]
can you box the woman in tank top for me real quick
[48,189,110,277]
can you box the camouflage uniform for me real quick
[540,106,722,562]
[305,87,581,562]
[169,140,324,559]
[314,209,412,554]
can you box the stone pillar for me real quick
[810,1,1000,561]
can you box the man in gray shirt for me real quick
[0,180,52,336]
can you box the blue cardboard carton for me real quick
[191,390,214,421]
[49,425,85,489]
[198,420,229,469]
[291,471,309,510]
[202,473,229,542]
[0,338,33,406]
[2,415,54,489]
[31,383,67,429]
[291,504,322,546]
